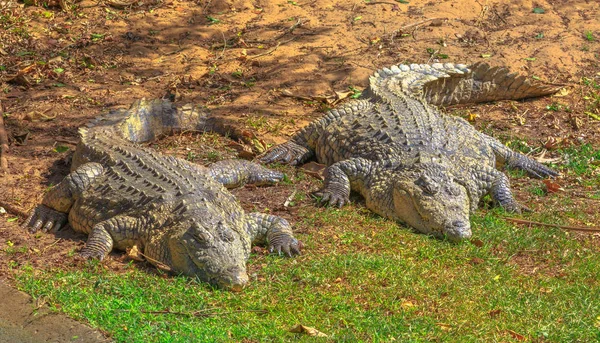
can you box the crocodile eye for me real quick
[446,184,461,196]
[416,175,440,195]
[219,228,235,242]
[191,225,212,242]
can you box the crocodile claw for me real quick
[79,249,106,261]
[22,205,68,233]
[269,234,302,257]
[507,155,559,179]
[312,189,349,208]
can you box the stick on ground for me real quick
[0,100,8,171]
[505,217,600,232]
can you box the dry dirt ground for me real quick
[0,0,599,339]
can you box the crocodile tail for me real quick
[423,62,562,106]
[366,62,561,105]
[84,99,242,143]
[365,63,471,100]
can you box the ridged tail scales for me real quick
[80,98,246,144]
[366,62,562,105]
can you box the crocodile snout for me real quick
[444,220,472,242]
[220,268,250,292]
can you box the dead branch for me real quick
[0,100,8,171]
[505,217,600,233]
[364,1,400,6]
[247,41,282,60]
[388,17,445,42]
[137,308,268,317]
[0,200,29,219]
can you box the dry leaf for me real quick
[505,329,526,341]
[334,90,354,101]
[542,179,563,193]
[552,88,570,97]
[106,0,136,8]
[300,162,327,180]
[467,112,479,122]
[544,136,562,150]
[488,309,502,318]
[436,323,452,331]
[534,150,562,164]
[470,238,484,247]
[251,138,266,153]
[237,150,255,160]
[401,300,415,309]
[469,257,484,265]
[126,245,145,262]
[289,324,328,337]
[227,142,255,160]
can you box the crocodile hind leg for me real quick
[472,166,525,213]
[259,99,375,165]
[23,162,104,233]
[208,160,284,188]
[246,213,301,257]
[485,136,558,178]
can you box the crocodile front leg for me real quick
[81,222,114,260]
[314,158,374,208]
[80,215,146,260]
[23,162,104,233]
[246,213,301,257]
[208,159,284,188]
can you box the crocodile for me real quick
[260,62,560,242]
[22,99,301,291]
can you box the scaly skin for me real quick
[23,99,301,290]
[260,62,559,242]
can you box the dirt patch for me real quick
[0,280,110,342]
[0,0,599,335]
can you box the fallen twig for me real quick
[42,239,62,254]
[400,17,444,31]
[55,138,79,145]
[247,41,282,60]
[0,100,8,171]
[272,18,307,41]
[364,1,400,6]
[0,200,29,219]
[505,217,600,233]
[129,308,268,317]
[284,190,297,207]
[136,250,173,272]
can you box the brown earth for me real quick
[0,280,110,342]
[0,0,599,338]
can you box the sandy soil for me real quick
[0,0,599,337]
[0,280,109,342]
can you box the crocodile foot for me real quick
[313,182,351,208]
[268,229,302,257]
[22,205,68,233]
[79,248,107,261]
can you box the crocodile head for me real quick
[170,219,251,291]
[391,163,471,242]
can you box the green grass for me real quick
[558,143,600,180]
[11,204,600,342]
